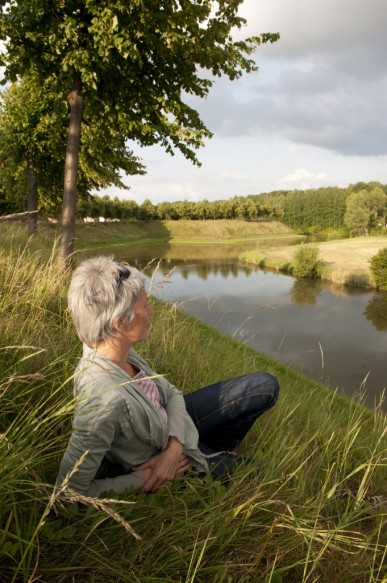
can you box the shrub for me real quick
[293,244,322,278]
[370,247,387,289]
[325,227,349,241]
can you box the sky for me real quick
[102,0,387,205]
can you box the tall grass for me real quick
[0,228,386,582]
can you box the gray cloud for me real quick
[243,0,387,67]
[190,0,387,157]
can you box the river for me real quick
[113,240,387,412]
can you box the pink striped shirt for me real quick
[133,368,168,423]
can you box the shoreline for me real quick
[240,235,387,289]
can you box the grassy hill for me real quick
[1,219,296,252]
[0,225,385,582]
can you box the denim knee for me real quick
[246,371,280,408]
[261,372,280,400]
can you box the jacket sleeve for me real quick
[57,397,145,496]
[85,470,145,498]
[163,384,190,445]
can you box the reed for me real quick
[0,228,385,582]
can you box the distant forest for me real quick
[2,180,386,235]
[76,181,387,234]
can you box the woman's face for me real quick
[126,288,153,344]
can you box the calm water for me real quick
[114,240,387,411]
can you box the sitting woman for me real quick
[57,256,279,497]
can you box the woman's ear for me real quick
[112,318,130,335]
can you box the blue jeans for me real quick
[184,372,279,480]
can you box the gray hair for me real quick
[67,256,145,346]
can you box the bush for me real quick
[293,244,322,278]
[325,227,349,241]
[370,247,387,289]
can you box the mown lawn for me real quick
[241,236,387,287]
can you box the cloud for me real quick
[142,182,201,204]
[282,168,314,182]
[239,0,387,75]
[190,58,387,157]
[102,0,387,203]
[280,168,329,189]
[221,171,244,180]
[186,0,387,158]
[193,66,387,156]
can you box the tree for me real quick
[364,293,387,331]
[0,181,19,215]
[0,1,279,263]
[139,199,157,220]
[121,199,139,221]
[344,194,370,236]
[0,72,144,231]
[366,187,387,229]
[157,201,178,220]
[196,199,211,220]
[176,200,196,220]
[0,73,67,234]
[370,247,387,290]
[344,188,387,236]
[293,244,322,278]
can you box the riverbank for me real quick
[0,219,296,249]
[241,236,387,288]
[78,218,295,244]
[1,233,386,582]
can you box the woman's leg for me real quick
[196,440,252,480]
[184,372,279,452]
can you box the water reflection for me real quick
[290,277,370,307]
[173,261,253,281]
[291,279,324,307]
[364,292,387,331]
[113,236,304,264]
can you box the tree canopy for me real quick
[344,186,387,236]
[0,0,279,261]
[0,1,277,159]
[0,72,144,226]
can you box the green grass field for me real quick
[0,218,293,244]
[241,236,387,288]
[0,226,386,582]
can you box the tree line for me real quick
[75,193,283,222]
[39,182,387,235]
[258,182,387,235]
[2,178,386,237]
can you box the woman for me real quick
[57,256,279,497]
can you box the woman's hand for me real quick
[134,437,190,492]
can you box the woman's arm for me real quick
[57,399,146,497]
[85,469,147,497]
[134,436,190,492]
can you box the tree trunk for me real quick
[26,159,38,235]
[58,69,84,266]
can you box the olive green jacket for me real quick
[57,345,208,497]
